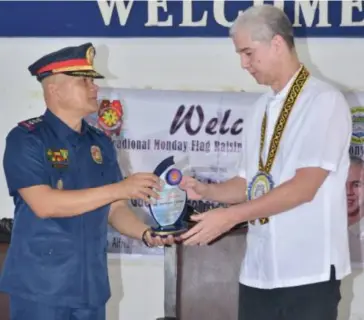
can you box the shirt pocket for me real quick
[25,238,80,297]
[85,159,118,189]
[98,153,121,185]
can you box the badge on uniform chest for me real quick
[56,179,63,190]
[91,145,103,164]
[46,148,69,168]
[48,144,105,191]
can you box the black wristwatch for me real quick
[141,228,152,247]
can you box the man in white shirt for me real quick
[179,4,352,320]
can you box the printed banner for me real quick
[85,88,364,265]
[0,1,364,37]
[347,93,364,269]
[85,88,258,256]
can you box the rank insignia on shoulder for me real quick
[18,116,44,131]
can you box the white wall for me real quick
[1,37,364,319]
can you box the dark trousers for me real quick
[10,296,105,320]
[238,266,341,320]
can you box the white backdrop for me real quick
[85,87,258,257]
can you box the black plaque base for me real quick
[156,317,178,320]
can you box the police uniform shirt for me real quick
[0,109,122,307]
[238,72,352,289]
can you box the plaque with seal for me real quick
[149,156,188,237]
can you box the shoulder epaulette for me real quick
[18,116,44,132]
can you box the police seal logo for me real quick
[91,145,103,164]
[247,172,274,201]
[97,99,124,137]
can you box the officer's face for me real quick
[59,76,99,115]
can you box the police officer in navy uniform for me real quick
[0,43,174,320]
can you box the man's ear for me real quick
[271,34,286,54]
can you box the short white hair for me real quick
[229,5,294,49]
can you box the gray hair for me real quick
[229,5,295,49]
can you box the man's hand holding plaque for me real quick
[178,176,237,246]
[117,172,163,203]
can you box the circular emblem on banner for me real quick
[165,168,182,186]
[351,107,364,157]
[56,179,63,190]
[97,99,124,137]
[99,108,122,130]
[91,145,103,164]
[247,172,274,201]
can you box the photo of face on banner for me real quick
[347,155,364,267]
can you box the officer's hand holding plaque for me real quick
[149,156,188,237]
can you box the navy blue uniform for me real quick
[1,109,122,319]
